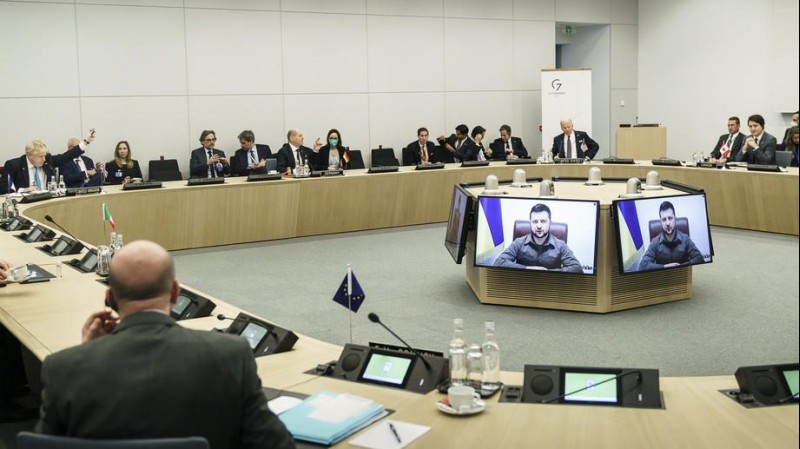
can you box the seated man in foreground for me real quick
[35,240,295,449]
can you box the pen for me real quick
[389,422,402,443]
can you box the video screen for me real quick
[240,322,268,350]
[80,251,98,271]
[613,193,713,275]
[474,196,599,275]
[444,184,474,264]
[51,237,69,254]
[782,369,799,397]
[25,226,43,242]
[359,351,415,387]
[561,370,619,404]
[171,295,192,316]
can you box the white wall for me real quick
[0,0,638,176]
[639,0,799,160]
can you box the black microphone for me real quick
[367,312,431,370]
[217,313,275,336]
[44,215,83,244]
[217,313,249,323]
[544,370,642,404]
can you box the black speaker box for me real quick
[224,312,298,357]
[735,363,798,405]
[522,365,561,403]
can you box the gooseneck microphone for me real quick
[217,313,248,323]
[44,214,83,244]
[217,313,274,336]
[367,312,431,370]
[544,370,643,404]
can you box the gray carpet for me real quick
[171,224,799,377]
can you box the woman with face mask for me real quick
[309,129,350,171]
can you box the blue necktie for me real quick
[34,168,42,189]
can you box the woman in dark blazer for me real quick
[309,129,351,171]
[105,140,143,185]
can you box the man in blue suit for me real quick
[189,130,230,178]
[550,118,599,160]
[735,114,777,165]
[487,124,529,160]
[60,138,103,188]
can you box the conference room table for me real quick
[1,159,798,447]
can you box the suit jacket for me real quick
[308,145,350,171]
[734,132,778,164]
[710,133,745,160]
[551,131,599,159]
[404,141,438,165]
[442,135,479,162]
[189,147,230,178]
[36,312,295,449]
[1,145,84,194]
[276,144,311,174]
[488,137,529,160]
[230,144,273,176]
[59,155,103,188]
[105,160,143,185]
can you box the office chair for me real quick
[346,150,365,170]
[370,148,399,167]
[513,220,568,243]
[775,151,792,168]
[17,432,209,449]
[148,159,182,182]
[648,217,689,240]
[401,147,416,166]
[434,145,455,164]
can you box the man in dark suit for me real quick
[437,124,479,162]
[59,138,103,188]
[35,240,296,449]
[1,130,95,194]
[405,127,438,165]
[735,114,778,165]
[710,116,746,162]
[550,118,599,160]
[189,130,230,178]
[231,130,273,176]
[487,124,529,160]
[276,128,321,174]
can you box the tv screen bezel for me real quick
[612,192,714,276]
[444,183,474,264]
[472,195,600,276]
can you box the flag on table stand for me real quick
[342,148,351,166]
[102,202,115,230]
[332,265,365,344]
[720,142,731,159]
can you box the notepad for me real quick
[349,420,431,449]
[278,390,387,445]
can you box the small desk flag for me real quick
[102,202,115,230]
[332,269,365,312]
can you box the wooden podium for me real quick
[617,126,667,159]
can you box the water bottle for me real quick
[466,344,483,390]
[57,175,66,196]
[448,318,466,387]
[112,233,123,252]
[481,321,501,391]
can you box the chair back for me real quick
[648,217,689,240]
[370,148,399,167]
[17,432,209,449]
[401,147,416,166]
[434,145,455,163]
[346,150,365,170]
[148,159,182,181]
[265,158,278,172]
[775,151,792,168]
[512,219,568,243]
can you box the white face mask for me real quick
[792,121,798,127]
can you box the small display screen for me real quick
[80,251,98,271]
[562,370,619,404]
[51,237,69,254]
[782,369,799,397]
[240,322,268,350]
[25,227,43,242]
[171,295,192,316]
[359,351,414,387]
[7,218,21,230]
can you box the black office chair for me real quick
[370,148,399,167]
[434,145,455,164]
[17,432,209,449]
[401,147,416,166]
[513,219,568,243]
[346,150,366,170]
[148,159,182,182]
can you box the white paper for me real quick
[267,396,303,415]
[307,393,374,424]
[349,420,431,449]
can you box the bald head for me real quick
[108,240,175,306]
[287,128,304,146]
[67,137,81,149]
[560,118,574,136]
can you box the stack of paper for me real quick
[278,390,386,445]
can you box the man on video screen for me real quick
[494,203,582,272]
[639,201,703,270]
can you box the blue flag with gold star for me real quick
[332,271,365,312]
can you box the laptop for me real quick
[775,151,792,168]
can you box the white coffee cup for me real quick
[448,385,480,413]
[9,264,30,281]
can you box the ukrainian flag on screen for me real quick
[617,201,646,271]
[476,197,505,264]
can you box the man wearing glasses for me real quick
[190,130,230,178]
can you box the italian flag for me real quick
[102,202,115,230]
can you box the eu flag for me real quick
[332,271,365,312]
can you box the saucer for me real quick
[436,399,486,416]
